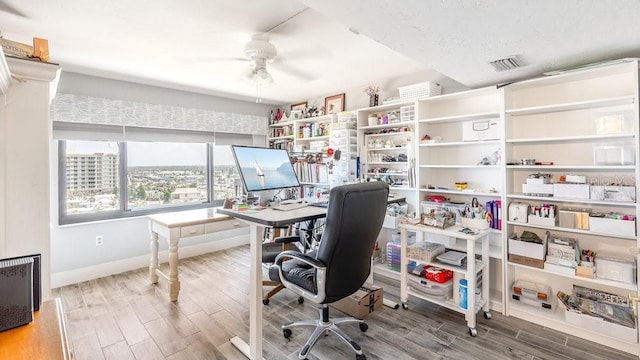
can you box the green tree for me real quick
[163,189,172,203]
[136,184,147,200]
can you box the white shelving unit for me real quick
[398,223,492,336]
[503,60,640,355]
[415,86,506,312]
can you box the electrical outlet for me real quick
[95,235,104,246]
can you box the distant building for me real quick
[171,188,206,202]
[66,153,118,191]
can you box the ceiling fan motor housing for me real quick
[244,39,277,61]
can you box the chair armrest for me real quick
[274,250,328,303]
[274,250,325,269]
[273,235,301,244]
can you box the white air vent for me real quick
[489,55,525,72]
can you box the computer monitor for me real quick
[231,145,300,194]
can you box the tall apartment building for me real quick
[66,153,118,191]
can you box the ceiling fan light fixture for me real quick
[255,68,273,85]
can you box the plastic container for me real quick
[459,279,468,310]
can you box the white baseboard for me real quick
[51,234,249,288]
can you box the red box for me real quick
[424,266,453,283]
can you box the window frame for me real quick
[58,140,226,225]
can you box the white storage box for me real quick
[590,185,636,202]
[553,183,590,199]
[508,234,547,260]
[589,214,636,237]
[522,183,554,197]
[597,253,636,284]
[593,141,635,165]
[460,217,490,230]
[462,118,501,142]
[398,82,441,100]
[544,261,576,276]
[527,214,557,227]
[594,110,635,135]
[565,310,637,343]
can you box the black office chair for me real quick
[270,182,389,360]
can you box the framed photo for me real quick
[290,101,307,111]
[324,93,345,114]
[290,109,303,120]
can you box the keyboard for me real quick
[271,202,308,211]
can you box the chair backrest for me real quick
[316,182,389,303]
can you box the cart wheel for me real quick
[298,296,304,304]
[468,327,477,337]
[283,328,292,339]
[392,303,399,309]
[483,311,492,320]
[359,323,368,332]
[402,303,409,310]
[356,354,367,360]
[262,299,269,305]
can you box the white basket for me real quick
[399,82,441,100]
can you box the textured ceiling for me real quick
[1,0,640,104]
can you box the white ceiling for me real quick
[1,0,640,105]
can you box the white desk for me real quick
[147,208,239,302]
[216,205,327,360]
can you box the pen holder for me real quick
[460,217,490,230]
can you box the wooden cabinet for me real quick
[0,298,72,360]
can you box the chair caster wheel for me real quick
[469,327,477,337]
[359,323,368,332]
[402,303,408,310]
[483,311,492,319]
[356,354,367,360]
[283,328,292,339]
[262,299,269,305]
[298,296,304,304]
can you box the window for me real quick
[127,142,207,210]
[59,140,244,224]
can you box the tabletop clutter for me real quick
[420,196,498,231]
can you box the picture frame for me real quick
[324,93,345,114]
[290,101,308,111]
[290,109,303,120]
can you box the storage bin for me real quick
[553,183,590,199]
[589,213,636,237]
[424,266,454,283]
[590,185,635,202]
[398,82,441,100]
[508,233,547,260]
[460,217,490,230]
[462,118,501,142]
[597,253,636,284]
[594,110,634,135]
[593,141,635,165]
[565,310,637,343]
[522,183,554,197]
[559,208,590,229]
[527,214,557,227]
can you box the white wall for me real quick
[1,58,60,300]
[282,68,468,114]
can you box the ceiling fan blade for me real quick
[271,59,318,82]
[0,2,28,18]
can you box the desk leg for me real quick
[230,224,264,359]
[149,230,159,284]
[168,237,181,302]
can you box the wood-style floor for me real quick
[53,245,636,360]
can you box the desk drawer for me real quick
[205,219,242,233]
[181,224,205,237]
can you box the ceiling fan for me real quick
[242,34,278,87]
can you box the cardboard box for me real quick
[508,253,545,269]
[331,285,383,319]
[553,183,590,199]
[508,234,547,260]
[462,118,501,142]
